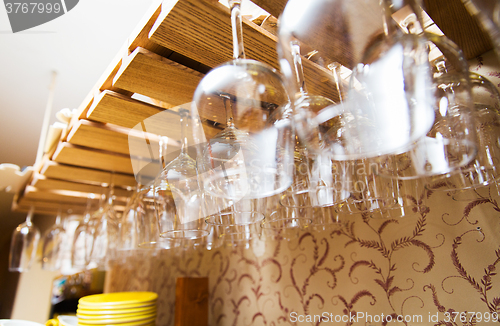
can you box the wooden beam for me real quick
[113,47,204,107]
[87,91,164,129]
[69,1,166,130]
[149,0,279,70]
[21,186,98,205]
[70,44,131,124]
[40,161,136,188]
[31,174,133,199]
[127,0,173,57]
[66,119,163,159]
[423,0,493,59]
[149,0,342,103]
[12,197,89,215]
[52,143,134,175]
[14,189,126,215]
[87,91,224,143]
[67,120,132,156]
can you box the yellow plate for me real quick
[77,302,156,312]
[76,313,155,325]
[76,316,155,326]
[77,310,156,321]
[78,324,154,326]
[77,307,156,318]
[79,292,157,307]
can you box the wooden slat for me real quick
[68,1,166,130]
[70,44,131,124]
[128,0,211,74]
[14,188,126,214]
[67,120,131,156]
[13,197,89,215]
[252,0,492,61]
[423,0,492,60]
[93,73,336,134]
[31,175,133,199]
[22,186,99,205]
[40,161,136,188]
[113,47,204,107]
[149,0,279,70]
[52,143,134,175]
[87,91,223,141]
[127,0,172,57]
[87,91,164,129]
[67,120,159,159]
[150,0,340,102]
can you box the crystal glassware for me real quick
[87,186,119,271]
[154,109,208,240]
[278,0,437,160]
[192,0,293,204]
[41,211,66,271]
[9,208,40,272]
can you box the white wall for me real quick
[10,260,59,323]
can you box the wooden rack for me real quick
[12,0,492,215]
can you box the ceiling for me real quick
[0,0,156,170]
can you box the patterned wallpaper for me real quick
[105,51,500,326]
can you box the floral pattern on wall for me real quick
[105,51,500,326]
[106,184,500,325]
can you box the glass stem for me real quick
[221,94,234,129]
[55,209,62,226]
[382,0,424,36]
[179,108,189,155]
[229,0,245,60]
[107,172,115,207]
[84,194,94,223]
[26,207,34,226]
[98,192,105,211]
[291,41,307,96]
[159,136,168,169]
[329,62,344,104]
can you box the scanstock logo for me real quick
[3,0,79,33]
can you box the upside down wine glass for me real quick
[41,210,66,271]
[88,185,119,271]
[154,108,208,240]
[71,194,95,270]
[9,207,40,272]
[192,0,293,207]
[278,0,436,160]
[268,41,351,216]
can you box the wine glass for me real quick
[205,211,264,249]
[9,207,40,272]
[192,0,293,204]
[278,0,437,160]
[427,72,500,201]
[154,108,208,240]
[272,41,350,198]
[261,211,312,241]
[374,32,477,181]
[120,183,164,252]
[41,210,66,271]
[71,194,96,270]
[87,186,119,271]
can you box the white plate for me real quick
[0,320,45,326]
[57,316,78,326]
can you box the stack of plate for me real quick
[76,292,157,326]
